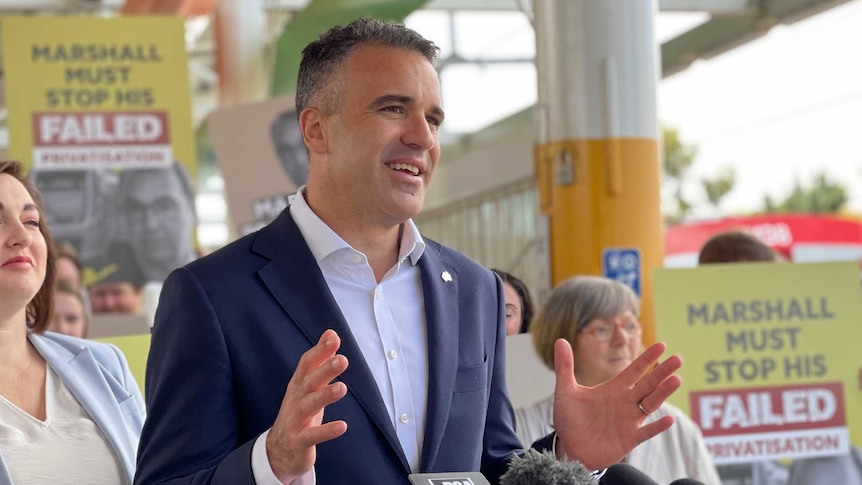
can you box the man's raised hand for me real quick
[266,329,349,482]
[551,339,683,471]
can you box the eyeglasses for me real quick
[580,319,642,341]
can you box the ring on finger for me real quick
[637,400,650,416]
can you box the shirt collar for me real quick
[288,187,425,266]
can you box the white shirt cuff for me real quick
[251,429,316,485]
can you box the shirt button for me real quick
[352,254,362,264]
[375,289,382,300]
[388,349,398,360]
[400,414,409,424]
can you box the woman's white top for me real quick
[0,369,123,484]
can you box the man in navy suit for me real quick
[134,18,682,485]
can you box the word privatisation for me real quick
[33,111,170,146]
[708,432,845,463]
[32,147,171,169]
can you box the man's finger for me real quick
[636,374,681,416]
[298,381,349,420]
[631,354,683,403]
[634,415,675,444]
[294,329,342,377]
[553,338,577,390]
[296,420,349,448]
[617,342,667,388]
[297,354,349,396]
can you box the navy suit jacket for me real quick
[134,208,525,484]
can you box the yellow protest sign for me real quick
[94,333,151,395]
[1,16,198,285]
[654,262,862,465]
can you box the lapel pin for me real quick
[441,271,452,283]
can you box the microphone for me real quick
[599,463,658,485]
[500,449,594,485]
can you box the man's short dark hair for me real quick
[295,17,439,114]
[698,230,777,264]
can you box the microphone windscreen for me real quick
[501,449,595,485]
[669,480,707,485]
[599,463,659,485]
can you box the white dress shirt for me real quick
[252,188,429,484]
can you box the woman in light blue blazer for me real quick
[0,161,144,485]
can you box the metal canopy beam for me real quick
[661,0,854,77]
[658,0,756,14]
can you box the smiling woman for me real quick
[0,160,145,485]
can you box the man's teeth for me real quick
[386,163,419,175]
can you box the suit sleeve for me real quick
[480,273,525,482]
[134,267,257,485]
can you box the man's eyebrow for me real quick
[367,94,445,121]
[367,94,411,110]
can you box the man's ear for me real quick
[299,107,327,155]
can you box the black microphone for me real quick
[500,449,594,485]
[599,463,658,485]
[669,480,706,485]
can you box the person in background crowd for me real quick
[47,280,89,339]
[89,281,144,315]
[54,241,83,291]
[0,160,144,484]
[134,18,683,485]
[698,229,777,264]
[517,276,720,484]
[492,269,534,335]
[88,243,146,315]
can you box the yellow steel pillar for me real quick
[534,0,663,344]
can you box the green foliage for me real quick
[762,172,847,213]
[663,126,697,180]
[662,125,735,221]
[703,166,736,206]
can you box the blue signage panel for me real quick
[602,247,641,297]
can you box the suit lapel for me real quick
[418,242,460,471]
[252,209,410,472]
[28,334,135,484]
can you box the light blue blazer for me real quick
[0,332,145,485]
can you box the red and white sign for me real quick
[665,215,862,268]
[690,382,849,464]
[31,111,172,169]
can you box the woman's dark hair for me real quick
[0,160,57,333]
[492,269,534,333]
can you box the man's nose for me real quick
[401,113,435,151]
